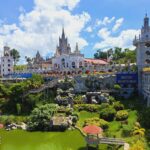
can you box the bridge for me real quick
[86,137,129,150]
[23,79,58,97]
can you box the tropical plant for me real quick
[116,110,128,121]
[27,104,58,131]
[10,49,20,66]
[99,106,116,121]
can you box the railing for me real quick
[23,79,58,97]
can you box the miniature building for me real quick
[0,46,14,76]
[134,14,150,106]
[52,28,109,74]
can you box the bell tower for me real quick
[133,14,150,92]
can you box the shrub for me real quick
[113,101,124,111]
[122,125,132,137]
[116,110,128,121]
[100,107,116,121]
[84,117,109,129]
[114,84,121,90]
[74,104,100,112]
[129,140,145,150]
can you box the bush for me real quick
[100,107,116,121]
[114,84,121,90]
[0,115,28,125]
[116,110,128,121]
[122,125,132,137]
[74,104,100,112]
[129,140,145,150]
[113,101,124,111]
[84,117,109,129]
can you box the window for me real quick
[145,42,150,47]
[61,58,65,68]
[79,62,82,68]
[8,64,10,67]
[8,69,10,72]
[72,62,75,68]
[8,59,10,62]
[146,51,150,55]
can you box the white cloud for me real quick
[112,18,124,32]
[0,0,90,63]
[96,16,115,26]
[94,29,140,50]
[98,28,111,39]
[85,26,92,32]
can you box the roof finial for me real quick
[62,27,65,38]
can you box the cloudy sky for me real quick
[0,0,149,63]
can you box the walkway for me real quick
[23,79,58,97]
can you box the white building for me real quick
[52,29,109,74]
[133,14,150,106]
[0,46,14,77]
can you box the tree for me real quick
[10,49,20,66]
[132,126,145,138]
[94,49,107,59]
[27,104,58,131]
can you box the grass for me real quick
[0,129,86,150]
[76,111,99,128]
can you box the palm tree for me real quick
[132,126,145,138]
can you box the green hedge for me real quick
[116,110,128,121]
[74,104,100,112]
[84,117,109,129]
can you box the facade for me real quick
[134,14,150,106]
[133,14,150,92]
[52,29,109,74]
[26,51,52,72]
[0,46,14,77]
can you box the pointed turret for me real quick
[144,13,149,29]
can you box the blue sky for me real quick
[0,0,149,62]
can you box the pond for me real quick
[0,129,86,150]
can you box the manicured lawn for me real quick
[76,111,99,128]
[0,129,86,150]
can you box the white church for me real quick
[52,28,109,74]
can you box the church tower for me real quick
[55,28,71,56]
[133,14,150,92]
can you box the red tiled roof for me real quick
[83,125,103,134]
[84,58,108,65]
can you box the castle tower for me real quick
[133,14,150,93]
[56,28,71,56]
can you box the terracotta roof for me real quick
[83,125,103,134]
[84,58,108,65]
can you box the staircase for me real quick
[23,79,58,97]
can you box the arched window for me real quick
[61,58,65,68]
[54,64,57,68]
[72,62,75,68]
[146,51,150,55]
[79,62,82,68]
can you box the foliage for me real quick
[99,106,116,121]
[129,140,145,150]
[10,49,20,66]
[84,117,109,129]
[27,104,58,131]
[16,103,21,115]
[139,107,150,129]
[74,104,100,112]
[114,84,121,90]
[14,65,27,71]
[29,74,44,89]
[93,47,136,64]
[132,122,145,138]
[0,115,28,125]
[74,95,84,104]
[116,110,128,121]
[113,101,124,111]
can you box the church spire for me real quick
[144,13,149,29]
[62,27,65,39]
